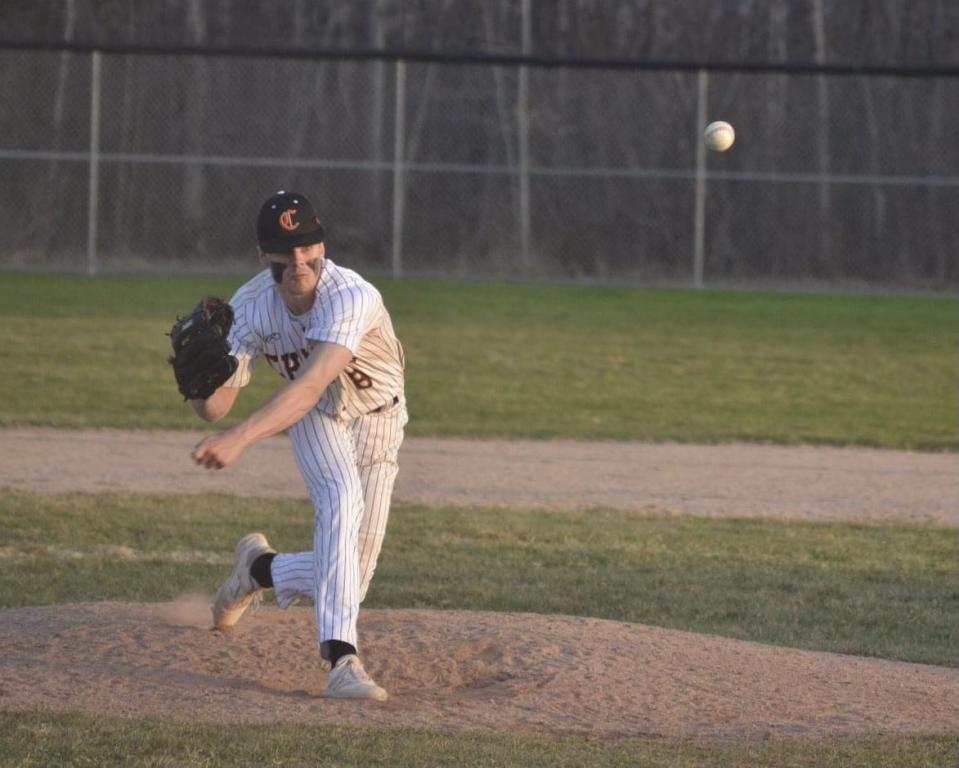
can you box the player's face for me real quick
[265,243,324,294]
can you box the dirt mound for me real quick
[2,600,957,741]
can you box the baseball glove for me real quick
[168,296,238,400]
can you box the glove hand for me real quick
[168,297,239,401]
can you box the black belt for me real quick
[369,395,400,414]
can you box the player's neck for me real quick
[277,286,317,316]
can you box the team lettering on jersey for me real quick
[265,349,308,380]
[265,346,373,389]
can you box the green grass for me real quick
[2,490,956,667]
[1,273,955,764]
[0,273,955,448]
[1,712,957,768]
[3,489,957,765]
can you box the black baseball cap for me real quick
[256,190,326,253]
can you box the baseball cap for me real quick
[256,190,326,253]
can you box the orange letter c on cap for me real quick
[279,209,300,231]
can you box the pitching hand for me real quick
[192,429,248,470]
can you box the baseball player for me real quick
[184,190,407,701]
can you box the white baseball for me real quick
[704,121,735,152]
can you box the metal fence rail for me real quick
[1,45,957,291]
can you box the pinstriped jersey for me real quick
[225,259,405,420]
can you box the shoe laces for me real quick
[343,657,372,682]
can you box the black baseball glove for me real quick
[168,296,238,400]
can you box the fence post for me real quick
[692,68,708,289]
[390,59,407,280]
[517,0,532,275]
[86,50,102,275]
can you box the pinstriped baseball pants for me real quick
[269,399,407,655]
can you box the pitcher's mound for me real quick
[2,600,957,741]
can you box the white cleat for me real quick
[323,655,388,701]
[211,532,275,630]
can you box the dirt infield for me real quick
[1,427,957,740]
[2,427,957,524]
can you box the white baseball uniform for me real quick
[225,258,407,653]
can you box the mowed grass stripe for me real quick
[2,490,956,667]
[0,545,231,565]
[0,274,955,448]
[1,712,957,768]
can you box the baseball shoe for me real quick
[323,655,388,701]
[211,532,275,630]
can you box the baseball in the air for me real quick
[704,121,735,152]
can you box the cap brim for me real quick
[258,225,325,253]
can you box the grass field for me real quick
[1,272,957,765]
[2,491,956,666]
[0,273,955,448]
[2,712,957,768]
[0,491,959,767]
[1,490,957,766]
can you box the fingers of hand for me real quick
[192,442,224,470]
[199,452,224,470]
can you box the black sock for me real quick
[249,553,276,588]
[325,640,357,667]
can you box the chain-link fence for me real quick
[2,45,958,291]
